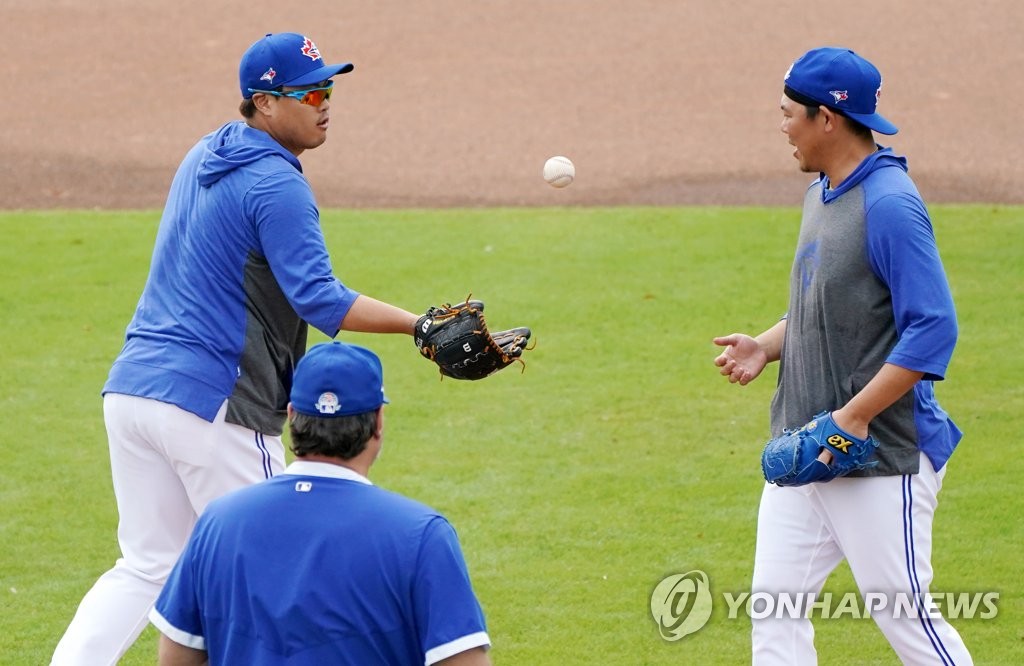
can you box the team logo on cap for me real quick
[301,37,322,62]
[829,90,849,103]
[314,391,340,415]
[260,67,276,84]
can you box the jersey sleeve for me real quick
[865,192,957,380]
[246,171,359,337]
[412,517,490,665]
[148,524,207,650]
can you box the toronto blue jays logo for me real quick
[260,67,276,84]
[829,90,849,103]
[301,37,322,61]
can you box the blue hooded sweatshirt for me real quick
[105,121,359,435]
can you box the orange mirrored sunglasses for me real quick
[247,80,334,107]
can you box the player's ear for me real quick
[819,106,840,133]
[251,92,275,116]
[374,407,384,439]
[287,403,296,421]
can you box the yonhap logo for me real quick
[650,570,713,641]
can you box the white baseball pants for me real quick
[51,393,285,666]
[751,452,972,665]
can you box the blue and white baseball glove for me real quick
[761,411,878,486]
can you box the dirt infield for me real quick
[3,1,1021,210]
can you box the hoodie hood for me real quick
[197,121,302,188]
[820,146,908,203]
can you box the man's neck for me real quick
[297,453,371,478]
[823,140,877,189]
[244,118,305,158]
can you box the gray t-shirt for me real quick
[770,184,919,476]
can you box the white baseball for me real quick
[543,156,575,188]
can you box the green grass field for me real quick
[1,206,1020,664]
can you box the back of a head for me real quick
[288,342,388,459]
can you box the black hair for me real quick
[289,410,378,459]
[239,97,257,119]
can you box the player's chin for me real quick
[307,129,329,149]
[792,149,815,173]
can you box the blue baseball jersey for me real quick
[104,121,359,435]
[771,147,961,474]
[150,461,490,665]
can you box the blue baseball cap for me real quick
[783,47,898,135]
[290,342,388,418]
[240,33,353,99]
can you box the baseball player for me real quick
[50,32,472,665]
[713,47,973,664]
[150,341,492,665]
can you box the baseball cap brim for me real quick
[286,62,354,88]
[841,109,898,135]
